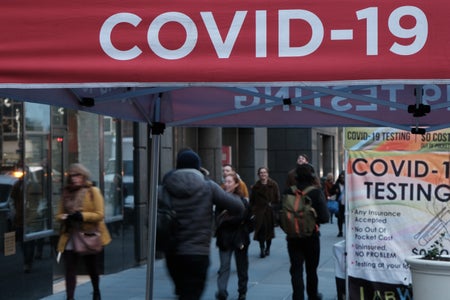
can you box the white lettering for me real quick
[100,10,328,60]
[201,11,247,59]
[278,10,323,57]
[355,87,377,111]
[234,87,260,109]
[255,10,267,57]
[99,13,142,61]
[422,84,441,104]
[331,96,352,111]
[382,84,403,111]
[148,12,197,60]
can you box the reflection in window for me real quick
[103,117,123,219]
[24,103,51,236]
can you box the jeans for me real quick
[166,254,210,300]
[217,247,249,297]
[287,235,321,300]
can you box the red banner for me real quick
[1,0,449,85]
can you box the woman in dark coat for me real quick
[215,172,253,300]
[332,171,346,237]
[250,167,280,258]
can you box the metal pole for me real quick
[145,95,164,299]
[146,132,160,299]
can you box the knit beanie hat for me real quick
[176,150,201,170]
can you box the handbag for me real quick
[72,227,102,255]
[327,199,339,215]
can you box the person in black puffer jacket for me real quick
[162,150,244,300]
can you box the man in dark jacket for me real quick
[285,154,309,188]
[283,163,329,300]
[162,150,245,300]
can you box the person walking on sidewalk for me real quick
[222,164,250,200]
[56,163,112,300]
[285,154,309,188]
[250,166,280,258]
[282,163,329,300]
[162,150,245,300]
[333,171,346,237]
[215,172,253,300]
[323,173,336,224]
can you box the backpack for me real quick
[280,185,318,238]
[156,185,178,252]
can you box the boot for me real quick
[93,291,101,300]
[265,240,271,256]
[260,247,265,258]
[215,290,228,300]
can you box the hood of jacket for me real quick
[164,168,206,198]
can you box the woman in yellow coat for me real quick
[56,163,111,300]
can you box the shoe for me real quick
[265,248,270,256]
[309,292,323,300]
[260,250,265,258]
[337,232,343,237]
[215,291,227,300]
[24,264,32,273]
[93,291,101,300]
[238,293,246,300]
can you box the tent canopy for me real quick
[1,85,449,132]
[1,0,449,130]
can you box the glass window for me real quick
[50,106,67,233]
[103,117,123,219]
[24,103,51,237]
[121,135,134,216]
[74,111,100,185]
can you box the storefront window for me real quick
[51,107,66,233]
[0,100,24,245]
[24,103,51,237]
[103,117,123,220]
[102,119,135,222]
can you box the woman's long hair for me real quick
[224,171,244,198]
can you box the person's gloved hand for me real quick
[68,211,83,222]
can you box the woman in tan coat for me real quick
[250,167,280,258]
[56,163,111,300]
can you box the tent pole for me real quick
[146,94,165,299]
[146,129,160,299]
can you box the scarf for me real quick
[62,185,88,214]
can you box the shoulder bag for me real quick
[72,226,102,255]
[72,188,102,255]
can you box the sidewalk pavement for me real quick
[41,221,344,300]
